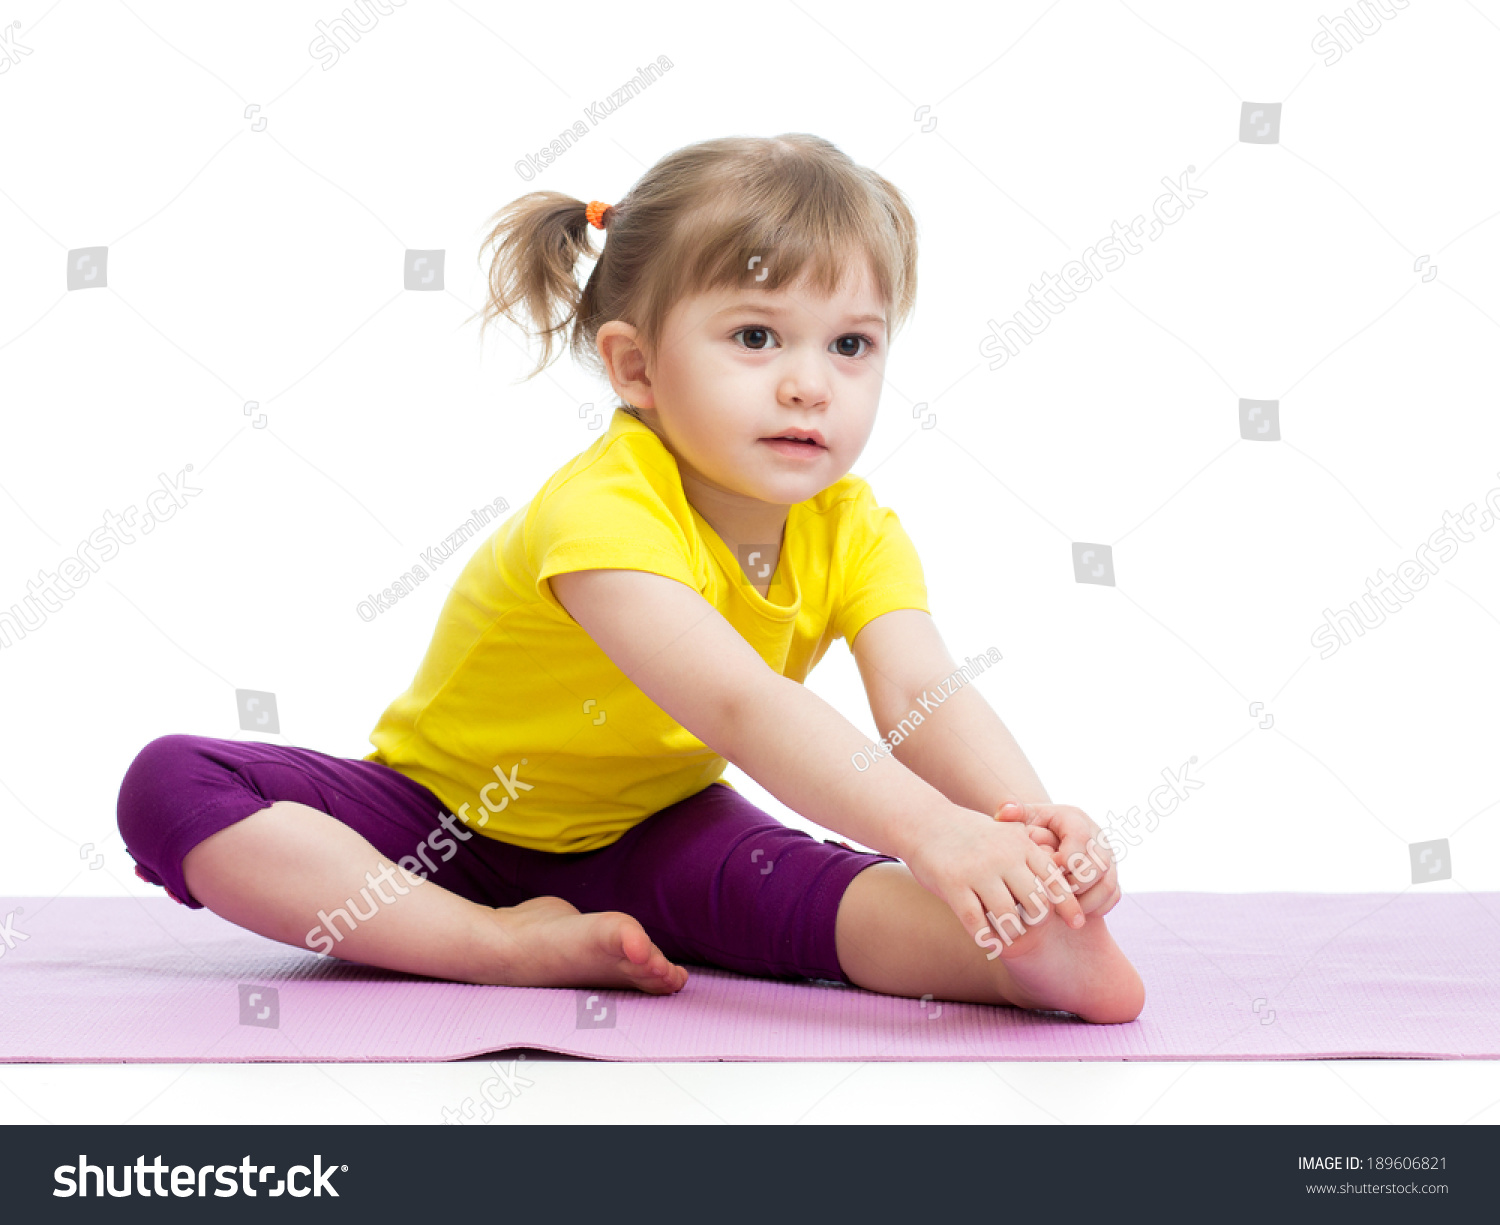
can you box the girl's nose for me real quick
[778,355,831,407]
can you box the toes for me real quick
[594,912,688,992]
[600,911,658,968]
[620,956,687,994]
[614,919,649,965]
[514,895,581,919]
[632,948,689,992]
[628,948,687,990]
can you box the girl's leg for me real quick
[834,862,1145,1024]
[182,800,687,992]
[466,777,1141,1023]
[118,735,686,993]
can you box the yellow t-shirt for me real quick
[364,407,929,852]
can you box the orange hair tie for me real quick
[585,200,613,230]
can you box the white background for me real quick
[1,0,1496,1125]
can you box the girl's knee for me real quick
[118,735,237,908]
[122,733,203,781]
[115,734,221,851]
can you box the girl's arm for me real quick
[550,567,975,861]
[853,608,1122,911]
[849,608,1053,813]
[550,567,1088,937]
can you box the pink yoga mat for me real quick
[1,891,1496,1062]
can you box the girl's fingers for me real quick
[958,888,1003,947]
[975,880,1024,946]
[1073,875,1121,916]
[1003,849,1082,933]
[1085,839,1116,878]
[1052,848,1090,897]
[1029,844,1085,928]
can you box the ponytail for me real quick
[469,191,600,381]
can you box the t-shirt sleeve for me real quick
[528,445,700,618]
[829,481,930,646]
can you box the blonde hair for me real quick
[467,134,919,392]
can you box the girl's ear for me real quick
[597,320,654,409]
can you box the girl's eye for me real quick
[733,327,777,351]
[731,328,875,358]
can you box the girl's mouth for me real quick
[760,437,826,459]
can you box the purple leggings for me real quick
[115,735,897,983]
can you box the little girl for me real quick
[117,134,1143,1024]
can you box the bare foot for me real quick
[993,907,1144,1025]
[482,896,689,994]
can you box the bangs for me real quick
[630,158,914,356]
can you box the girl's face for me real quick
[618,253,888,507]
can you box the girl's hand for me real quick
[905,807,1087,946]
[994,801,1121,918]
[1022,825,1061,852]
